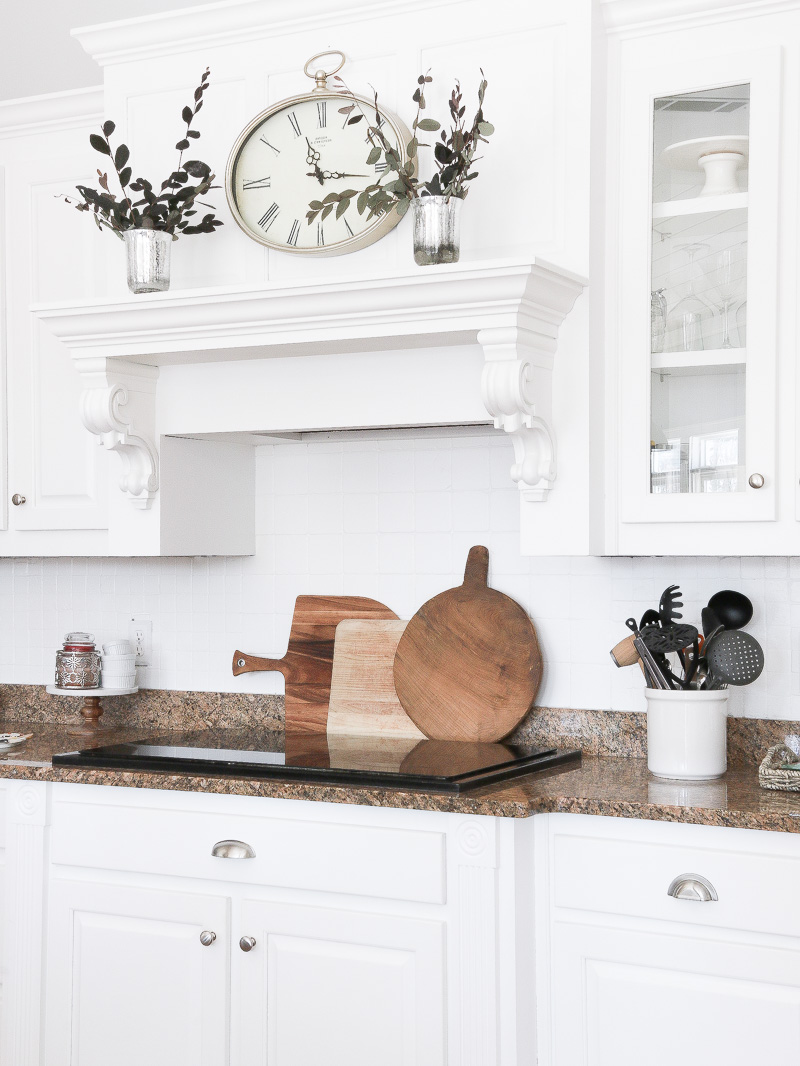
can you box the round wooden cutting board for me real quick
[392,546,543,742]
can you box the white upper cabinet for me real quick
[600,3,800,554]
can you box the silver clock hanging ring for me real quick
[303,50,346,90]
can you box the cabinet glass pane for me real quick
[650,84,749,495]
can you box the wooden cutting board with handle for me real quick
[232,595,398,734]
[393,545,542,742]
[327,620,424,740]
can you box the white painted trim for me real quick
[0,87,103,138]
[33,259,585,363]
[601,0,800,36]
[72,0,466,66]
[35,259,584,502]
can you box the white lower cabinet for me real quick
[538,814,800,1066]
[235,900,445,1066]
[45,881,230,1066]
[550,922,800,1066]
[4,783,800,1066]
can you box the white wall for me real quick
[0,432,794,720]
[0,0,200,101]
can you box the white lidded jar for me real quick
[645,689,729,781]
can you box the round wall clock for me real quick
[226,51,411,256]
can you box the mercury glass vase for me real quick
[412,195,462,266]
[124,228,172,294]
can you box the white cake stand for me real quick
[661,135,749,197]
[46,685,138,736]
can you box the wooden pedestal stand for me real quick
[45,686,138,737]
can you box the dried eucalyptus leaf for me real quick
[90,133,111,156]
[417,118,440,132]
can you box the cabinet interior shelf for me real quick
[652,192,748,219]
[651,347,746,374]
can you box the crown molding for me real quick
[72,0,464,66]
[35,259,585,503]
[0,87,103,139]
[601,0,800,35]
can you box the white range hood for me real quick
[35,258,585,508]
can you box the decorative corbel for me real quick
[479,326,558,502]
[75,358,159,509]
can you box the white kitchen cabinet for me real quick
[235,900,445,1066]
[537,813,800,1065]
[44,880,230,1066]
[0,92,111,556]
[600,3,800,554]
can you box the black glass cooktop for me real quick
[53,729,581,793]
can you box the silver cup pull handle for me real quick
[667,873,718,902]
[211,839,256,859]
[199,930,216,947]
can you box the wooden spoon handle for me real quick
[462,545,489,588]
[232,651,288,677]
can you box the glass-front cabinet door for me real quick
[615,48,782,547]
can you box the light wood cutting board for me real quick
[327,620,425,740]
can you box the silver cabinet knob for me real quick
[211,839,256,859]
[239,936,256,952]
[748,473,765,489]
[199,930,216,947]
[667,873,718,902]
[11,494,25,506]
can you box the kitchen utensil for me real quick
[658,585,684,625]
[640,622,698,656]
[705,629,764,687]
[639,609,661,630]
[624,618,671,689]
[707,589,754,630]
[393,546,542,743]
[701,606,724,643]
[327,620,424,740]
[232,595,399,734]
[610,634,640,667]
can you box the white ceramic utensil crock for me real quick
[645,689,729,781]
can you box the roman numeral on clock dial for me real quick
[317,102,327,128]
[258,203,279,231]
[287,112,302,138]
[243,177,271,189]
[287,220,301,246]
[344,219,354,238]
[317,222,325,247]
[259,136,280,154]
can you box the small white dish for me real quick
[0,732,33,750]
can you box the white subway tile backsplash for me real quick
[0,435,798,719]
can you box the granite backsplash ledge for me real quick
[0,684,796,768]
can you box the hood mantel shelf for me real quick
[34,258,585,506]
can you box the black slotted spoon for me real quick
[706,630,764,687]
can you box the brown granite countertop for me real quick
[0,720,798,833]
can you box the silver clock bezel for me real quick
[225,90,412,257]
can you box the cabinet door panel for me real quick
[550,921,800,1066]
[6,154,108,531]
[45,880,229,1066]
[236,900,445,1066]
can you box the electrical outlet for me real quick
[130,619,152,667]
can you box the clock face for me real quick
[226,92,408,256]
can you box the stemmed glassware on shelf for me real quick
[710,244,746,349]
[668,242,710,352]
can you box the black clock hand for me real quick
[305,139,324,183]
[322,170,369,180]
